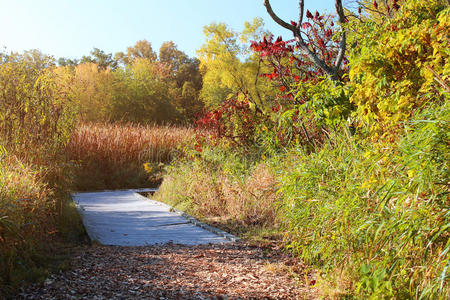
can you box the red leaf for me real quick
[279,86,286,92]
[373,1,378,9]
[306,10,313,19]
[290,21,297,27]
[302,22,312,29]
[318,38,325,49]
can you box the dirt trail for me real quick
[18,190,317,299]
[18,243,317,299]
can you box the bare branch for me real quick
[293,34,336,78]
[263,0,297,32]
[334,0,347,72]
[263,0,348,81]
[426,66,450,93]
[298,0,305,30]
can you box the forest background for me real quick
[0,0,448,298]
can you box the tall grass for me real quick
[0,53,82,297]
[0,150,61,296]
[66,123,196,190]
[155,146,280,235]
[276,103,449,298]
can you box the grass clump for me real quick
[0,152,82,297]
[0,155,52,286]
[154,146,280,238]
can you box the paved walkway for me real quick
[72,190,231,246]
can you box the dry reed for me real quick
[157,162,279,227]
[66,123,196,190]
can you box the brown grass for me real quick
[156,161,279,228]
[66,123,196,191]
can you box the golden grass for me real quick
[66,123,196,190]
[0,155,55,294]
[156,161,279,227]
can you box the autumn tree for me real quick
[0,49,56,69]
[159,41,203,121]
[197,18,275,110]
[114,40,157,66]
[58,57,79,67]
[0,51,76,156]
[65,62,117,122]
[81,48,117,70]
[111,58,178,123]
[196,4,353,148]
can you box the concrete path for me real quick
[72,190,231,246]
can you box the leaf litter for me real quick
[17,242,318,299]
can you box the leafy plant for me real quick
[276,100,448,298]
[349,0,449,138]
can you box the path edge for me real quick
[135,193,241,243]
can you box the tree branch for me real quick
[334,0,347,72]
[298,0,304,30]
[263,0,297,32]
[263,0,347,81]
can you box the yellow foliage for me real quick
[71,62,117,122]
[349,0,449,138]
[197,19,276,110]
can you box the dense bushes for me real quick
[349,0,449,138]
[277,102,448,298]
[0,52,76,161]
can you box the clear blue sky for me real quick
[0,0,333,59]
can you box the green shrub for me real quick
[276,102,449,298]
